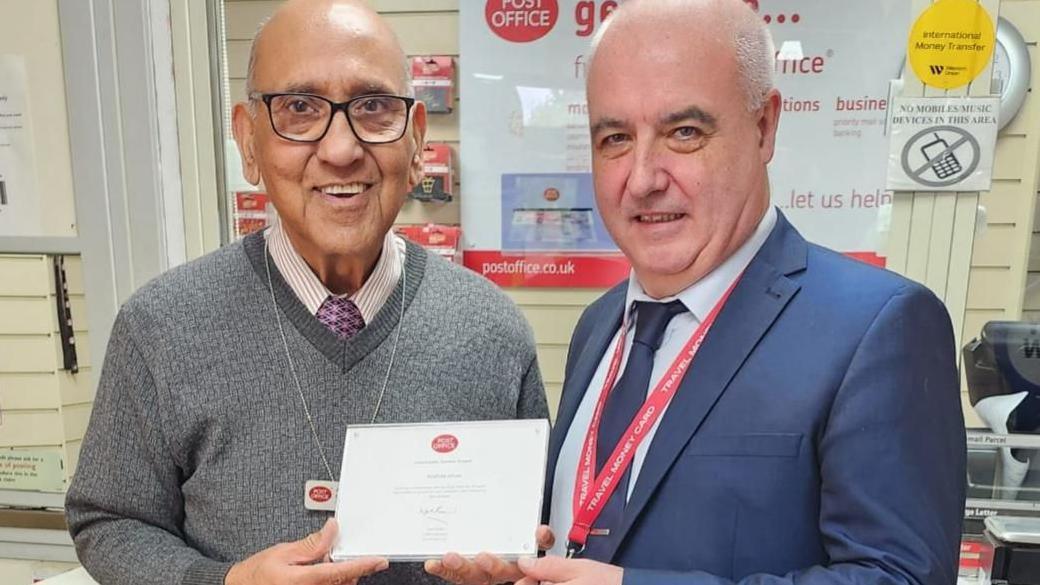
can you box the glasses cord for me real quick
[264,236,406,481]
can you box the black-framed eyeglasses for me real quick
[249,92,416,144]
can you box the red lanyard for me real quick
[566,275,742,556]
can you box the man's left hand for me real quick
[515,556,622,585]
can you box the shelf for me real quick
[0,490,65,511]
[0,526,76,563]
[967,429,1040,449]
[0,238,81,255]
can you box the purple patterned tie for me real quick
[316,296,365,340]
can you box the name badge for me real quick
[304,480,339,511]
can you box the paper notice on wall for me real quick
[0,450,65,492]
[0,54,42,236]
[886,97,998,192]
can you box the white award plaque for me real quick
[331,419,550,562]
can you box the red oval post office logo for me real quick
[309,486,333,503]
[432,434,459,453]
[485,0,559,43]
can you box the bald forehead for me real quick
[262,0,392,42]
[588,0,744,82]
[598,0,741,51]
[251,0,408,93]
[608,0,749,29]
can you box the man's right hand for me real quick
[423,525,555,585]
[225,518,388,585]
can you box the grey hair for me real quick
[244,17,269,113]
[244,15,415,114]
[588,0,775,111]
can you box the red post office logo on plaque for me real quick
[431,434,459,453]
[308,486,333,503]
[485,0,558,43]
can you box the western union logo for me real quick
[908,0,995,89]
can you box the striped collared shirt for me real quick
[265,221,405,323]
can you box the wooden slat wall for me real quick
[0,1,96,496]
[0,255,94,480]
[972,3,1040,311]
[1008,0,1040,327]
[970,2,1040,428]
[885,0,1040,426]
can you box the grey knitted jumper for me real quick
[65,232,549,585]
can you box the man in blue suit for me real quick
[426,0,966,583]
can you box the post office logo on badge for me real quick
[432,434,459,453]
[309,485,333,503]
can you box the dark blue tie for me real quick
[582,299,687,560]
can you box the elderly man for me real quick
[64,1,547,584]
[427,0,966,584]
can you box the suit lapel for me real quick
[603,213,808,561]
[542,285,626,521]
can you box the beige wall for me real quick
[885,1,1040,425]
[0,1,92,473]
[1009,1,1040,321]
[0,255,93,480]
[0,0,77,238]
[962,1,1040,423]
[965,2,1040,327]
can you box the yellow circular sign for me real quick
[908,0,996,89]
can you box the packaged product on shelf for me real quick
[411,56,454,114]
[409,143,453,203]
[395,224,461,264]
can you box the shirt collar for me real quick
[625,206,778,323]
[265,221,404,322]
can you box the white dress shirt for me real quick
[547,206,778,556]
[264,221,404,323]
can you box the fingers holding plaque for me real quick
[331,420,550,562]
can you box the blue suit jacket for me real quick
[544,213,966,584]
